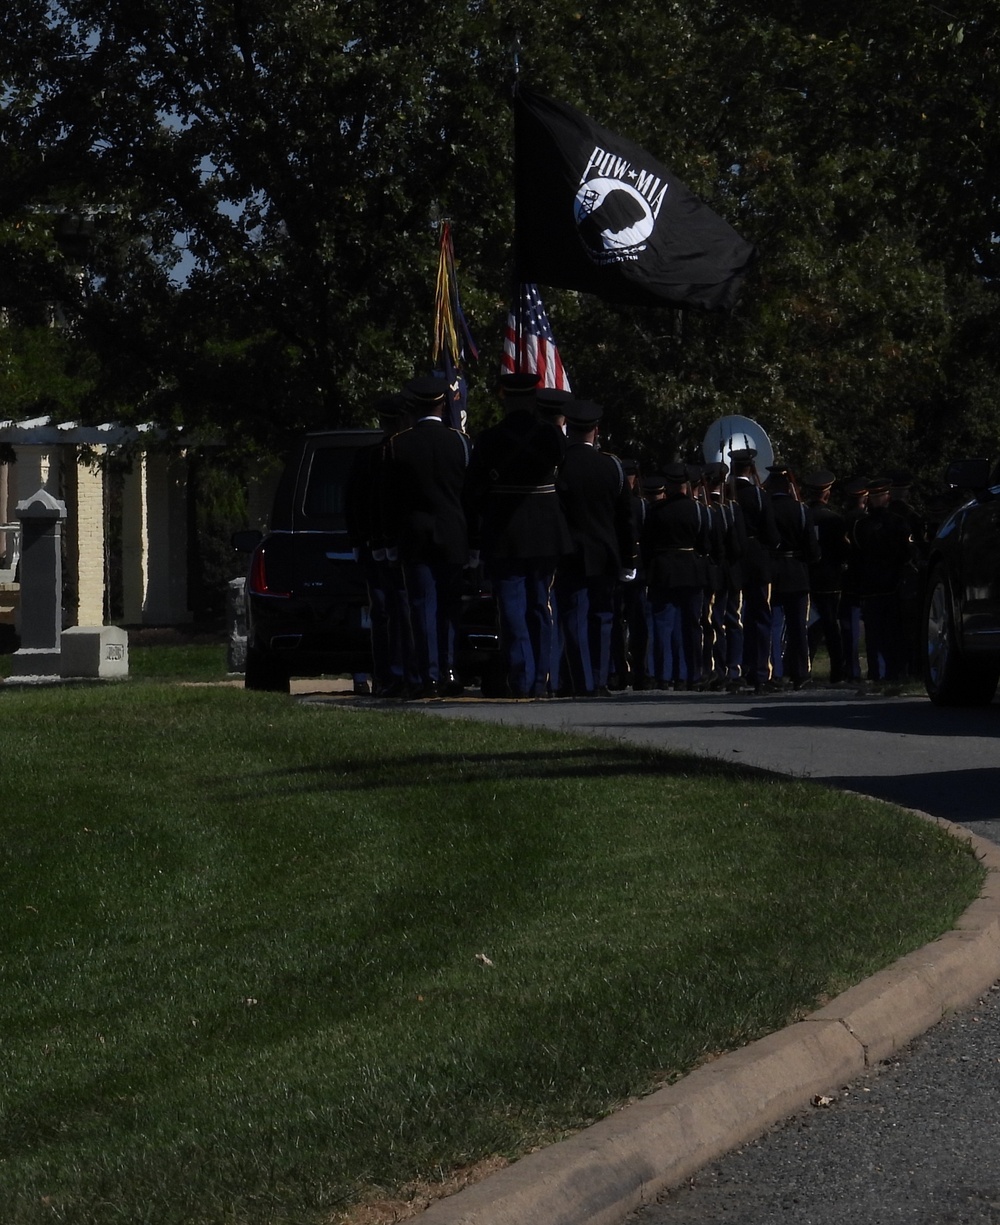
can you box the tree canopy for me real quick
[1,0,997,485]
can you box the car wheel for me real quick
[923,568,1000,706]
[244,647,291,694]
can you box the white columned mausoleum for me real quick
[0,416,191,631]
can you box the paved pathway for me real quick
[416,688,1000,1224]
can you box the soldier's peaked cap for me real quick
[564,400,603,427]
[663,462,689,483]
[374,392,407,419]
[498,372,539,396]
[730,447,757,464]
[802,468,835,490]
[535,387,574,411]
[404,375,448,406]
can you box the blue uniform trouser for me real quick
[648,595,678,685]
[650,586,702,685]
[362,552,418,691]
[809,590,846,682]
[403,560,463,687]
[702,589,727,680]
[770,603,786,678]
[741,578,773,686]
[557,576,614,694]
[612,578,649,686]
[723,584,744,681]
[839,593,863,680]
[490,558,557,698]
[862,591,905,682]
[773,591,810,682]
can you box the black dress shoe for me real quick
[405,681,439,700]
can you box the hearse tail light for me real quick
[248,546,291,598]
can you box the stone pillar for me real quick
[0,460,13,572]
[9,487,67,678]
[75,450,107,625]
[121,451,190,625]
[121,454,148,624]
[0,463,16,638]
[0,460,9,525]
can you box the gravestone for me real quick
[8,488,66,678]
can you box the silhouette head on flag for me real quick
[514,87,755,313]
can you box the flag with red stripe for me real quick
[501,282,571,391]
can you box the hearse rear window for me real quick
[302,446,358,523]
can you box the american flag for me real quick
[501,282,572,391]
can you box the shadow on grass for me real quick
[256,745,778,795]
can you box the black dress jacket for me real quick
[643,493,712,590]
[384,419,470,565]
[464,410,572,561]
[556,444,638,580]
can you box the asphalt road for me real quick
[417,688,1000,1225]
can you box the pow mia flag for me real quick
[514,87,755,313]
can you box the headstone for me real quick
[9,487,66,678]
[60,626,129,679]
[227,577,247,673]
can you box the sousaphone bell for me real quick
[701,415,774,477]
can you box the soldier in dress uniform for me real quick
[464,373,572,698]
[767,464,820,690]
[801,469,849,685]
[888,470,926,678]
[536,385,572,436]
[383,375,472,698]
[729,448,779,692]
[700,462,743,690]
[554,401,638,696]
[535,386,576,692]
[839,475,869,682]
[344,393,417,697]
[850,474,913,685]
[643,463,712,690]
[610,458,650,690]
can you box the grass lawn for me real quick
[0,680,983,1224]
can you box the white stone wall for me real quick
[75,452,106,625]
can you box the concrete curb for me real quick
[419,817,1000,1225]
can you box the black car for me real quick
[235,429,500,693]
[923,458,1000,706]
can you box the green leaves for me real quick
[1,1,998,476]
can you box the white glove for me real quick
[619,568,637,582]
[372,548,387,562]
[386,546,399,563]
